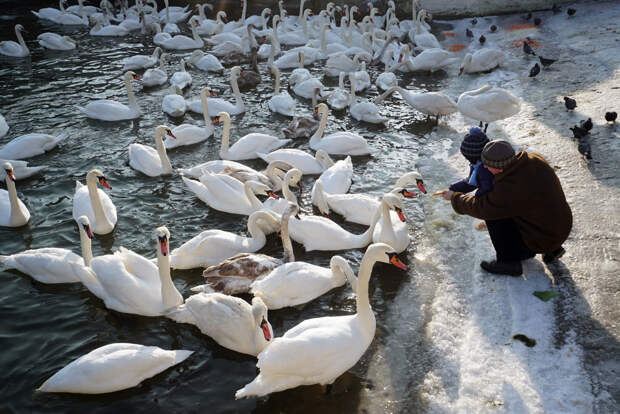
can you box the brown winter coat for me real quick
[450,151,572,253]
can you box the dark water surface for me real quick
[0,2,449,412]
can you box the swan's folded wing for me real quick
[129,143,160,177]
[115,247,159,282]
[5,248,83,283]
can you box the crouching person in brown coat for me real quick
[439,140,572,276]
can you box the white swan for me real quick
[128,125,175,177]
[309,103,372,156]
[215,112,291,161]
[258,148,333,175]
[65,0,98,16]
[0,132,67,160]
[196,10,226,36]
[76,71,141,121]
[37,32,77,51]
[122,47,161,71]
[316,171,426,225]
[310,156,353,207]
[151,22,172,45]
[0,113,8,138]
[457,84,521,132]
[142,53,169,87]
[376,50,398,91]
[251,204,354,310]
[0,162,30,227]
[158,0,191,23]
[459,49,507,75]
[88,16,129,36]
[0,159,45,181]
[327,72,351,111]
[161,85,186,117]
[187,67,245,116]
[72,169,117,235]
[185,50,224,73]
[169,59,192,89]
[396,45,458,73]
[37,343,193,394]
[0,25,29,57]
[268,65,296,117]
[235,243,406,398]
[169,210,280,269]
[167,87,214,149]
[350,61,371,92]
[325,53,365,77]
[32,1,63,21]
[293,77,325,100]
[412,10,440,50]
[160,16,203,50]
[349,74,387,124]
[375,86,457,123]
[0,215,93,283]
[288,51,311,87]
[179,159,289,191]
[182,172,275,215]
[372,193,410,253]
[167,294,273,357]
[77,226,183,316]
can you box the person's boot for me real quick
[543,247,566,264]
[480,260,523,276]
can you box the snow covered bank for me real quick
[358,2,619,412]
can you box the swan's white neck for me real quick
[59,0,66,12]
[6,176,28,226]
[358,202,383,246]
[157,241,182,310]
[309,107,328,145]
[219,114,231,158]
[197,4,206,20]
[240,0,247,23]
[247,213,274,249]
[320,23,327,54]
[200,90,212,129]
[379,200,397,240]
[244,182,264,211]
[86,176,112,233]
[355,249,378,333]
[273,67,281,95]
[124,74,139,112]
[280,208,295,263]
[298,0,305,20]
[79,225,93,266]
[231,72,244,109]
[155,132,172,174]
[15,28,29,55]
[282,176,298,207]
[190,21,202,43]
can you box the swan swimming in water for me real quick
[235,243,406,398]
[0,132,67,160]
[37,32,77,50]
[0,162,30,227]
[0,215,94,284]
[128,125,176,177]
[76,71,142,121]
[0,25,29,57]
[72,168,117,235]
[37,343,193,394]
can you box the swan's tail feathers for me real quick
[75,105,89,116]
[0,255,14,268]
[235,374,295,399]
[256,152,270,163]
[31,11,41,18]
[165,304,197,325]
[44,133,69,151]
[190,284,216,293]
[172,349,194,364]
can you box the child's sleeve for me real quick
[474,168,495,197]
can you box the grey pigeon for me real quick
[529,63,540,77]
[523,41,536,56]
[539,56,557,68]
[604,111,617,123]
[479,34,486,44]
[564,97,577,110]
[580,117,593,131]
[577,139,592,160]
[570,125,588,139]
[490,25,497,32]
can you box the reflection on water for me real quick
[0,3,451,413]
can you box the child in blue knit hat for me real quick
[449,127,494,197]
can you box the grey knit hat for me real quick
[460,127,490,164]
[481,140,516,169]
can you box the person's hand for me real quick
[432,190,454,200]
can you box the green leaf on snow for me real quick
[533,290,558,302]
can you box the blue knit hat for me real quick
[460,127,490,163]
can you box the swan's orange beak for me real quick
[159,236,168,256]
[132,74,141,81]
[166,129,176,139]
[416,179,427,194]
[398,55,403,63]
[458,67,464,76]
[388,253,407,270]
[401,189,417,198]
[395,207,406,222]
[268,191,279,199]
[260,318,271,341]
[83,223,94,239]
[6,170,15,181]
[98,177,112,190]
[211,116,220,125]
[370,18,374,23]
[222,16,228,23]
[210,91,217,97]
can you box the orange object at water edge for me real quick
[449,43,466,52]
[443,32,456,37]
[507,23,537,32]
[510,38,542,48]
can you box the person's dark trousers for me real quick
[485,219,535,262]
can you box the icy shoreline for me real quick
[360,2,619,412]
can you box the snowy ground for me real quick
[359,3,620,413]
